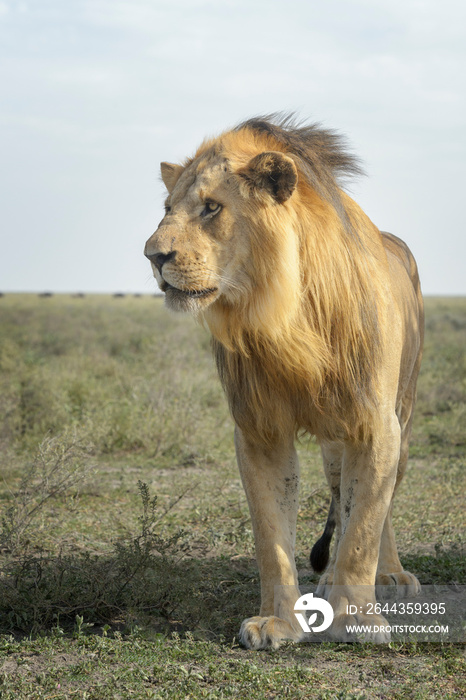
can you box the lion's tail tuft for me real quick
[310,498,335,573]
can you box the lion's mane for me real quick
[200,115,388,446]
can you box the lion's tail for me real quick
[310,498,335,573]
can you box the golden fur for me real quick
[145,115,424,648]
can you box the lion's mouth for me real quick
[162,281,218,299]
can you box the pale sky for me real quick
[1,0,465,295]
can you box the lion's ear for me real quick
[160,162,184,193]
[239,151,298,204]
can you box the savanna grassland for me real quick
[0,293,464,699]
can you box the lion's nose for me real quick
[144,250,177,271]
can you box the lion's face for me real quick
[144,143,298,314]
[145,154,246,313]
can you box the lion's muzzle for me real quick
[144,248,176,273]
[144,232,220,311]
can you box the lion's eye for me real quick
[202,201,222,217]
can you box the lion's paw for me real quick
[330,612,390,643]
[239,616,303,650]
[376,570,421,598]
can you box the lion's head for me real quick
[145,115,386,442]
[145,123,304,319]
[145,115,369,326]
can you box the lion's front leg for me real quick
[327,419,401,643]
[234,427,304,650]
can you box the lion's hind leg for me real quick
[376,397,421,597]
[313,443,343,597]
[376,506,421,596]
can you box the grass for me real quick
[0,633,464,699]
[0,293,464,698]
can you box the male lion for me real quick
[144,115,424,649]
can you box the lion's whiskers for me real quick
[203,266,243,294]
